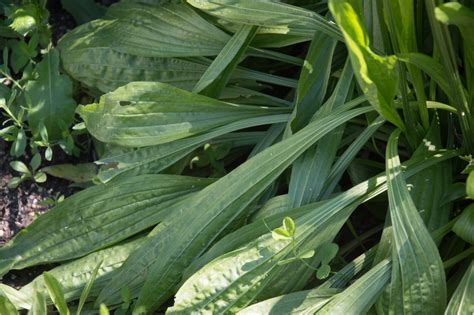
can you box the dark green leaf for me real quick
[0,175,212,275]
[453,204,474,245]
[25,49,76,140]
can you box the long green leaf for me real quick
[193,24,258,97]
[397,53,455,101]
[289,60,353,207]
[237,248,377,314]
[0,175,212,275]
[95,114,290,183]
[78,82,289,147]
[20,237,145,305]
[91,2,229,57]
[0,285,30,311]
[0,296,18,315]
[317,260,391,314]
[97,105,374,312]
[43,273,70,315]
[238,289,337,315]
[445,261,474,315]
[186,0,343,41]
[168,149,457,314]
[378,129,446,314]
[329,0,405,130]
[76,260,102,315]
[28,290,46,315]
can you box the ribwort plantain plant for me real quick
[1,0,473,314]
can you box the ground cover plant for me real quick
[0,0,473,314]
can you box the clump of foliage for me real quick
[1,0,473,314]
[0,0,87,185]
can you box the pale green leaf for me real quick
[41,163,97,183]
[317,260,391,314]
[9,4,37,36]
[28,290,46,315]
[187,0,343,41]
[77,82,289,147]
[43,273,70,315]
[0,284,30,310]
[237,288,337,315]
[272,227,291,240]
[329,0,404,130]
[316,264,331,280]
[95,114,290,183]
[283,217,296,236]
[20,237,145,304]
[9,161,29,174]
[467,172,474,199]
[445,261,474,315]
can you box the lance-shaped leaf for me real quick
[0,296,18,315]
[186,0,343,41]
[445,261,473,315]
[77,82,290,147]
[58,19,211,94]
[329,0,405,130]
[20,237,145,305]
[435,2,474,71]
[97,105,374,312]
[193,24,258,97]
[0,285,30,310]
[379,130,446,314]
[58,19,294,95]
[396,53,455,101]
[95,114,290,183]
[317,259,391,314]
[289,60,353,207]
[168,150,457,314]
[407,120,452,231]
[238,288,337,315]
[0,175,213,275]
[81,2,229,58]
[25,49,76,140]
[237,248,377,314]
